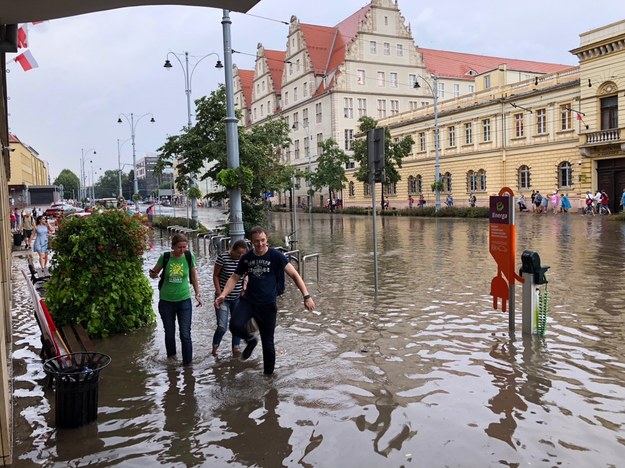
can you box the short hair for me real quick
[171,233,188,248]
[249,226,267,238]
[231,239,248,251]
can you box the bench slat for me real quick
[73,325,96,353]
[61,325,83,353]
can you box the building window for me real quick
[267,100,271,114]
[294,87,298,102]
[317,133,323,155]
[442,172,452,192]
[484,75,491,89]
[316,103,322,123]
[294,140,300,159]
[284,91,289,106]
[601,95,618,129]
[390,100,399,116]
[416,175,423,193]
[377,99,387,118]
[349,181,355,197]
[418,132,426,152]
[364,182,371,196]
[253,108,257,120]
[370,41,377,54]
[558,161,572,188]
[454,84,460,97]
[560,104,572,131]
[289,63,293,75]
[390,72,398,88]
[518,165,531,189]
[377,72,385,87]
[536,108,547,134]
[464,122,472,144]
[408,176,417,194]
[357,69,365,85]
[438,82,445,99]
[467,170,477,192]
[397,44,403,57]
[303,82,308,97]
[384,42,390,55]
[468,85,475,93]
[304,137,310,158]
[482,119,491,142]
[285,148,291,162]
[302,108,309,127]
[344,98,353,118]
[357,98,367,117]
[409,74,417,88]
[409,101,419,110]
[478,169,487,191]
[296,59,300,71]
[292,112,299,130]
[448,126,456,147]
[514,113,524,138]
[260,104,264,117]
[344,129,354,150]
[385,182,397,195]
[384,16,388,25]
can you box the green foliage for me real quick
[216,167,254,190]
[94,169,128,199]
[152,215,201,230]
[187,185,203,200]
[53,169,80,199]
[309,138,350,199]
[350,116,414,184]
[431,181,445,192]
[46,210,155,337]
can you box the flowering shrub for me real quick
[46,210,155,337]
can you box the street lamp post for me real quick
[80,148,96,202]
[304,124,313,213]
[414,74,441,212]
[117,113,155,201]
[164,50,223,223]
[117,138,132,198]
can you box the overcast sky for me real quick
[6,0,624,186]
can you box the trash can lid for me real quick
[43,352,111,376]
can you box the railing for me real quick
[301,253,320,283]
[585,128,622,145]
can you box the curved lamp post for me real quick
[80,147,96,202]
[117,113,155,200]
[164,50,223,223]
[414,74,441,212]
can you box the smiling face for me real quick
[250,231,268,256]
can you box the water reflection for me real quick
[10,212,625,466]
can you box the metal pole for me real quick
[222,9,244,241]
[117,139,123,197]
[306,126,312,214]
[130,113,139,197]
[184,51,199,224]
[80,148,84,201]
[433,74,441,212]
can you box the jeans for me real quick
[230,298,278,374]
[159,298,193,365]
[213,298,242,348]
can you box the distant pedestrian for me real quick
[541,194,549,213]
[30,216,55,275]
[446,194,454,207]
[621,188,625,212]
[517,194,528,212]
[418,194,426,208]
[469,193,476,207]
[146,200,156,223]
[530,190,536,212]
[600,191,611,215]
[408,195,414,209]
[534,191,543,213]
[551,192,560,214]
[149,233,202,366]
[21,209,34,246]
[561,193,571,213]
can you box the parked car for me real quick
[43,203,81,218]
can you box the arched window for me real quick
[364,182,371,197]
[348,181,355,197]
[467,170,477,192]
[518,165,531,190]
[478,169,487,192]
[558,161,572,188]
[385,182,397,195]
[416,175,423,193]
[408,176,417,195]
[442,172,452,192]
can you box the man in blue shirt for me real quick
[215,226,315,375]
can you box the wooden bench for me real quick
[21,270,96,360]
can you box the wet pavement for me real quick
[10,210,625,466]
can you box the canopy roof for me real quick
[1,0,260,25]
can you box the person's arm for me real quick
[214,273,242,308]
[285,263,315,311]
[213,263,223,296]
[190,267,203,306]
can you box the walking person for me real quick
[21,209,34,247]
[446,194,454,207]
[29,216,55,275]
[620,188,625,212]
[212,239,248,358]
[561,193,572,213]
[149,233,203,366]
[530,190,536,212]
[551,192,560,214]
[600,190,611,215]
[215,226,315,375]
[534,191,543,213]
[146,200,156,223]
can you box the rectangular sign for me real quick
[489,196,512,225]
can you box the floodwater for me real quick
[10,210,625,467]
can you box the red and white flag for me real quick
[17,25,28,48]
[14,50,39,71]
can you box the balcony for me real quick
[582,128,622,146]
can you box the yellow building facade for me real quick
[7,133,48,187]
[346,20,625,212]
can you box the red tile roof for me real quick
[9,133,20,143]
[264,49,286,93]
[236,67,254,109]
[419,48,573,80]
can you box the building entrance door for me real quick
[596,157,625,212]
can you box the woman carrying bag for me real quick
[149,233,203,366]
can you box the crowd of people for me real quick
[10,206,54,274]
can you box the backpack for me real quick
[158,251,193,290]
[275,250,287,296]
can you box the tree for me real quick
[94,169,128,199]
[156,85,294,232]
[309,138,350,203]
[351,116,414,208]
[53,169,79,200]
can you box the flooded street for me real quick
[10,211,625,466]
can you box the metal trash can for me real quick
[43,352,111,428]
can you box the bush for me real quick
[46,210,155,338]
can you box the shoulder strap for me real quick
[184,250,193,283]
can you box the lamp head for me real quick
[163,59,173,69]
[117,117,123,123]
[215,60,224,69]
[413,81,421,89]
[150,117,155,123]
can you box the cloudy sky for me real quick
[6,0,624,185]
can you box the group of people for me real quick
[528,190,572,214]
[150,226,315,375]
[583,189,613,216]
[10,207,55,274]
